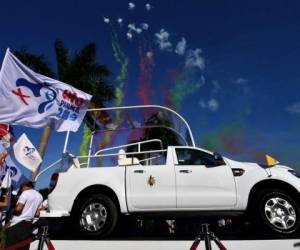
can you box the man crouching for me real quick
[5,181,43,250]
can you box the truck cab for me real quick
[126,146,236,211]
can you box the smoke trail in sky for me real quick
[198,79,257,160]
[107,30,130,147]
[78,123,91,166]
[111,30,129,107]
[93,29,130,152]
[200,124,244,154]
[79,28,129,156]
[168,69,203,109]
[200,123,268,164]
[99,131,113,149]
[169,78,196,108]
[137,40,154,106]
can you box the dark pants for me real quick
[5,221,32,250]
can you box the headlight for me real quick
[288,169,300,178]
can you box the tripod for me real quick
[36,225,55,250]
[190,224,227,250]
[5,225,55,250]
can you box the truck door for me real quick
[174,147,237,209]
[126,150,176,211]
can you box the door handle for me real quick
[179,170,192,173]
[134,170,145,173]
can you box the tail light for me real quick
[49,173,59,193]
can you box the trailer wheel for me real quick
[74,194,118,238]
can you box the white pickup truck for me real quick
[42,106,300,237]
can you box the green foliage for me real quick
[14,50,54,77]
[54,40,115,107]
[14,40,115,108]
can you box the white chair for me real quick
[118,149,139,166]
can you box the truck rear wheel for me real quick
[257,189,300,236]
[74,194,118,238]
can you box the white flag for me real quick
[0,49,92,132]
[13,134,42,172]
[1,170,11,189]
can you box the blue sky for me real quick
[1,0,300,188]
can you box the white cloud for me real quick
[235,78,249,84]
[155,29,172,51]
[195,75,206,88]
[234,77,250,94]
[199,98,219,112]
[141,23,149,30]
[117,18,123,25]
[128,2,135,10]
[146,51,153,59]
[208,98,219,112]
[199,100,207,109]
[287,102,300,115]
[175,37,187,56]
[212,80,220,89]
[126,32,133,40]
[145,3,153,11]
[128,23,143,35]
[212,80,221,94]
[201,76,206,85]
[185,49,205,70]
[103,17,110,23]
[128,23,137,31]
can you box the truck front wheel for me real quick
[257,189,300,235]
[74,194,118,238]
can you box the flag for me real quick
[1,170,11,189]
[0,123,14,150]
[0,124,9,138]
[0,144,22,186]
[0,49,92,132]
[13,133,42,172]
[265,154,279,167]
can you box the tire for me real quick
[256,189,300,236]
[73,194,118,238]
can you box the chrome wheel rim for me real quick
[264,197,296,230]
[80,202,107,232]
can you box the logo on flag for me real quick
[23,146,36,160]
[13,134,42,172]
[0,49,92,132]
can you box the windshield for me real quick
[81,105,195,167]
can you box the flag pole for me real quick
[63,130,70,154]
[86,132,94,168]
[60,130,70,169]
[32,125,52,181]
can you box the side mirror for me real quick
[213,152,222,161]
[211,152,225,166]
